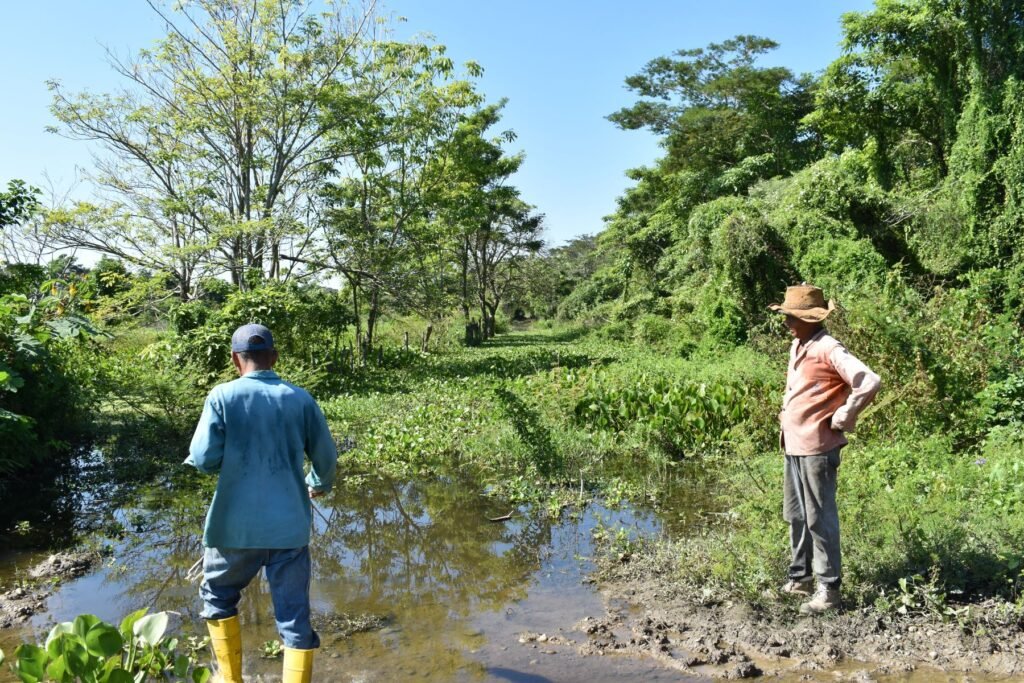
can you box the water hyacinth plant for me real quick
[2,610,210,683]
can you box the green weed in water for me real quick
[4,609,211,682]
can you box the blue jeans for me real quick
[200,546,319,649]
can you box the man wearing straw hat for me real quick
[186,323,337,682]
[769,285,880,614]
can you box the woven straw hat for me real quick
[768,284,836,323]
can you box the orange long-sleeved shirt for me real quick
[780,329,881,455]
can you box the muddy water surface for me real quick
[0,465,1012,683]
[1,473,701,682]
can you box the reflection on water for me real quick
[1,471,699,682]
[1,463,991,683]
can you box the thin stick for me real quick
[312,503,331,526]
[186,557,204,584]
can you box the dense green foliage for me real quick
[0,194,102,479]
[551,0,1024,609]
[8,1,1024,646]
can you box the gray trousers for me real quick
[783,448,841,586]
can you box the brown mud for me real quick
[0,551,101,629]
[587,545,1023,681]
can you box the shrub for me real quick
[632,314,673,346]
[176,284,353,392]
[0,293,100,478]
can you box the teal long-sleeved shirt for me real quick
[185,370,337,549]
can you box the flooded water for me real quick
[0,471,702,682]
[0,458,1011,683]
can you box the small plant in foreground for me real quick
[259,640,283,659]
[873,573,966,621]
[3,610,211,682]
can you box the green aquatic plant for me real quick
[574,371,751,455]
[258,640,283,659]
[4,610,210,682]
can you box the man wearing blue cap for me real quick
[186,323,337,683]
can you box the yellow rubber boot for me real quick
[282,647,314,683]
[206,616,243,683]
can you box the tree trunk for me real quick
[346,273,363,359]
[464,319,481,346]
[486,302,499,338]
[365,286,381,354]
[460,236,471,319]
[478,303,489,339]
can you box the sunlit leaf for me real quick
[133,612,168,647]
[85,623,124,658]
[119,608,149,640]
[14,643,48,682]
[73,614,102,640]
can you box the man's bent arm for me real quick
[185,392,226,474]
[305,401,338,494]
[829,347,881,432]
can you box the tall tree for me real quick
[319,43,484,351]
[608,35,819,177]
[47,0,380,297]
[0,180,48,267]
[0,180,40,232]
[440,103,526,336]
[518,235,601,318]
[466,198,543,337]
[810,0,1024,265]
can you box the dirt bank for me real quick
[0,551,101,629]
[581,543,1024,681]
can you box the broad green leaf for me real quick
[119,608,149,639]
[45,622,75,655]
[57,636,90,677]
[133,612,168,647]
[173,654,190,677]
[44,631,90,683]
[192,666,212,683]
[100,656,121,678]
[14,643,48,682]
[85,623,124,658]
[45,653,69,683]
[73,614,103,640]
[104,668,134,683]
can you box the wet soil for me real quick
[0,551,101,628]
[589,543,1022,681]
[0,478,704,683]
[1,470,1016,682]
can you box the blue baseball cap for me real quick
[231,323,275,352]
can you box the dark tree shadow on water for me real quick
[493,387,561,477]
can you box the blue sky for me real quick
[0,1,874,248]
